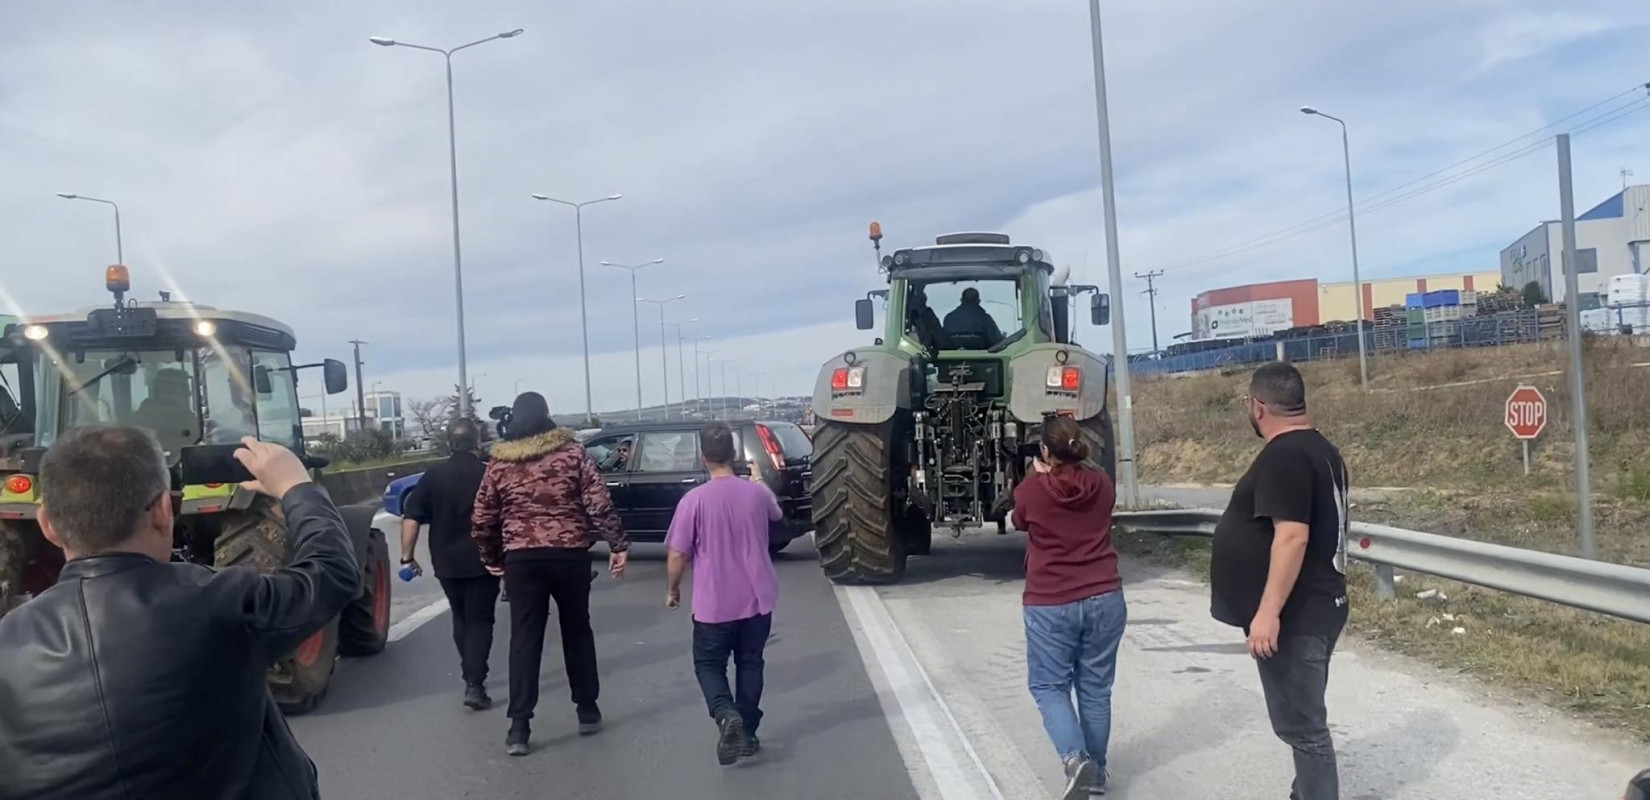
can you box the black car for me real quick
[582,420,814,553]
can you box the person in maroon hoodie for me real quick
[1011,414,1124,799]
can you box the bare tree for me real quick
[407,397,451,439]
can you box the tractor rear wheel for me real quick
[1081,411,1117,481]
[338,526,391,657]
[812,419,906,584]
[215,495,339,713]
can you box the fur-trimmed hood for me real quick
[488,428,579,462]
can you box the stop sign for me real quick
[1505,385,1548,440]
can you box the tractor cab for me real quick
[0,266,349,520]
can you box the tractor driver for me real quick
[907,286,946,351]
[942,287,1005,349]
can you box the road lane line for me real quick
[839,585,1009,800]
[389,597,450,642]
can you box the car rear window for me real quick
[765,422,813,459]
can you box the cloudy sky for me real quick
[3,1,1647,418]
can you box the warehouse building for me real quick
[1499,184,1650,308]
[1190,270,1501,341]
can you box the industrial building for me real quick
[1190,270,1501,341]
[1499,184,1650,308]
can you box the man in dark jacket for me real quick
[0,427,359,800]
[400,418,499,710]
[942,286,1005,349]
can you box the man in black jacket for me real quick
[942,287,1005,349]
[0,426,359,800]
[400,418,499,710]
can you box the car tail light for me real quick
[755,424,785,472]
[1046,366,1081,390]
[5,475,31,495]
[831,366,865,391]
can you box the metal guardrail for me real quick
[1113,508,1650,625]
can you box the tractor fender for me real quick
[812,349,914,426]
[1006,344,1111,423]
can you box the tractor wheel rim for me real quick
[295,629,325,667]
[372,560,390,636]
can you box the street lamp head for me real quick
[672,294,686,300]
[1299,106,1319,115]
[606,194,624,201]
[368,36,396,46]
[531,193,549,201]
[56,192,78,199]
[498,29,524,38]
[650,258,664,264]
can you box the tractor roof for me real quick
[884,233,1054,279]
[24,302,296,340]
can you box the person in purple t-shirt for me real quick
[664,421,781,767]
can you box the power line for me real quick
[1160,82,1650,272]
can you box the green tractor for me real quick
[810,229,1114,584]
[0,266,392,712]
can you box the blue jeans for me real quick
[1024,590,1127,769]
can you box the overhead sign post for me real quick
[1504,384,1547,476]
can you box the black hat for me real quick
[503,392,556,441]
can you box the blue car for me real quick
[382,472,423,517]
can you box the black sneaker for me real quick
[1085,767,1109,796]
[576,703,602,736]
[740,735,762,759]
[463,682,492,711]
[715,713,747,766]
[505,720,530,757]
[1062,754,1098,800]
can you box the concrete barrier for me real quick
[319,459,440,506]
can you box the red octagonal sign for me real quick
[1504,385,1547,440]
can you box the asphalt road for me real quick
[289,530,920,800]
[308,503,1647,799]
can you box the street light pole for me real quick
[669,320,697,420]
[533,194,623,421]
[700,347,720,418]
[638,295,686,418]
[370,28,524,418]
[1301,106,1370,391]
[1556,133,1596,559]
[55,194,123,264]
[1086,0,1140,507]
[602,260,664,420]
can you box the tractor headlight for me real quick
[22,325,48,341]
[194,320,217,337]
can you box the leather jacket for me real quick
[0,484,360,800]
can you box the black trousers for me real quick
[692,613,772,736]
[438,575,500,685]
[1255,628,1343,800]
[505,558,599,721]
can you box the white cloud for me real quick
[1475,12,1617,71]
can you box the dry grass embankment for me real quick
[1125,340,1650,740]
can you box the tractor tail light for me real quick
[5,475,32,495]
[1062,367,1081,390]
[831,367,865,391]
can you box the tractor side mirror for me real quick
[1091,293,1111,327]
[322,359,349,395]
[253,365,273,395]
[854,298,875,330]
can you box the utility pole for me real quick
[1623,167,1634,192]
[1136,269,1164,354]
[349,340,368,433]
[1087,0,1140,507]
[1557,134,1596,560]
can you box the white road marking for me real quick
[389,597,450,642]
[838,585,1009,800]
